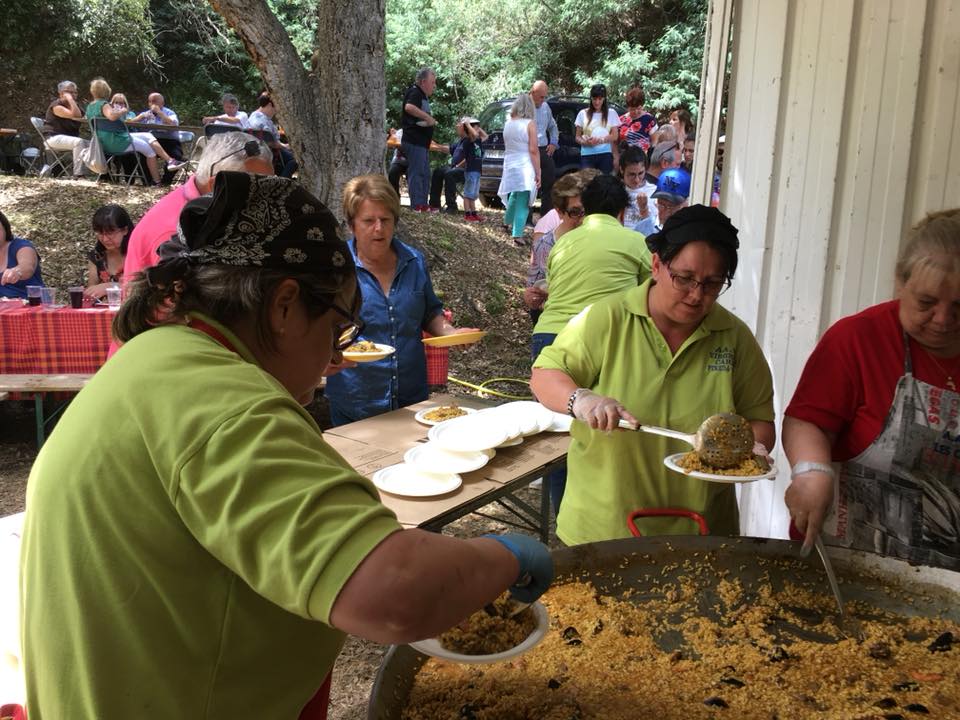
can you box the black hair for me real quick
[581,174,629,218]
[257,93,272,109]
[589,84,610,127]
[91,204,133,256]
[645,205,740,281]
[619,146,647,172]
[0,211,12,244]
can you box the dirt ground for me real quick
[0,175,552,718]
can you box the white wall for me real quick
[694,0,960,538]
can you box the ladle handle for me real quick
[637,424,696,446]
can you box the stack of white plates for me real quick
[371,401,572,498]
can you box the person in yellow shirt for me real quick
[531,205,775,544]
[20,172,553,720]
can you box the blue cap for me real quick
[652,168,691,203]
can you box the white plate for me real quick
[410,601,549,664]
[414,405,478,426]
[492,401,556,435]
[341,343,395,363]
[496,436,523,448]
[663,453,778,484]
[371,463,461,497]
[545,412,573,432]
[427,414,511,452]
[404,443,494,475]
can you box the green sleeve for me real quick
[533,303,607,389]
[172,396,402,623]
[732,324,775,422]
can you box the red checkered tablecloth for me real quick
[0,302,114,375]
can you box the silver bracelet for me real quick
[567,388,588,417]
[790,461,836,480]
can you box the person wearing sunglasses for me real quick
[21,172,554,720]
[531,205,775,545]
[324,174,482,425]
[523,169,594,323]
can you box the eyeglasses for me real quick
[326,302,365,351]
[664,263,730,297]
[564,206,585,218]
[210,140,263,174]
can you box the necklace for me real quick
[925,350,960,391]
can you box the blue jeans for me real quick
[504,190,530,237]
[580,152,613,173]
[531,332,566,517]
[402,141,429,207]
[278,148,298,178]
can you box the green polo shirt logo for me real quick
[707,346,734,372]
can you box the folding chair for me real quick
[29,117,72,178]
[89,118,151,186]
[172,130,196,183]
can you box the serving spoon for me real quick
[618,412,755,469]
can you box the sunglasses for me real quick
[564,206,585,218]
[210,140,264,174]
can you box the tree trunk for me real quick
[207,0,386,215]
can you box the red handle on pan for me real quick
[627,508,710,537]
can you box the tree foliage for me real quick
[4,0,706,169]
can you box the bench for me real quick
[0,374,93,447]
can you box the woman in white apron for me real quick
[497,93,540,244]
[784,208,960,569]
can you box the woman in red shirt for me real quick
[784,208,960,569]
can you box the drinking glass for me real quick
[68,286,84,309]
[26,285,42,307]
[40,287,58,308]
[106,284,122,309]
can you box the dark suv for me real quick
[476,95,625,207]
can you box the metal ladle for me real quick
[619,412,755,469]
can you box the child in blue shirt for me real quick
[453,117,487,222]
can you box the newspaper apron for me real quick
[823,332,960,569]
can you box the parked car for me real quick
[476,95,625,208]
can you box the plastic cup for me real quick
[68,286,84,309]
[40,287,58,307]
[26,285,42,307]
[106,284,122,309]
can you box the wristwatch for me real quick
[790,461,836,480]
[567,388,588,417]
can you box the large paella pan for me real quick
[369,536,960,719]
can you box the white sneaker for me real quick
[166,159,186,171]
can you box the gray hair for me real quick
[415,67,435,84]
[511,93,535,120]
[194,132,273,186]
[896,208,960,284]
[57,81,77,93]
[221,93,239,105]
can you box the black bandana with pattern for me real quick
[147,172,353,286]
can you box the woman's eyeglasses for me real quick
[564,206,585,218]
[326,302,364,351]
[665,263,730,297]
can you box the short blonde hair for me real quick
[110,93,129,107]
[896,208,960,284]
[89,77,112,100]
[343,174,401,225]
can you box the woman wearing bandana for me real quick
[19,173,553,720]
[785,209,960,569]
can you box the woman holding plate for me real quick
[20,172,553,720]
[324,174,480,425]
[530,205,775,544]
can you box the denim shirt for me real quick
[324,237,444,423]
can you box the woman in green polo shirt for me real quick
[20,172,552,720]
[531,205,776,544]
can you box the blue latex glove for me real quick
[483,533,554,603]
